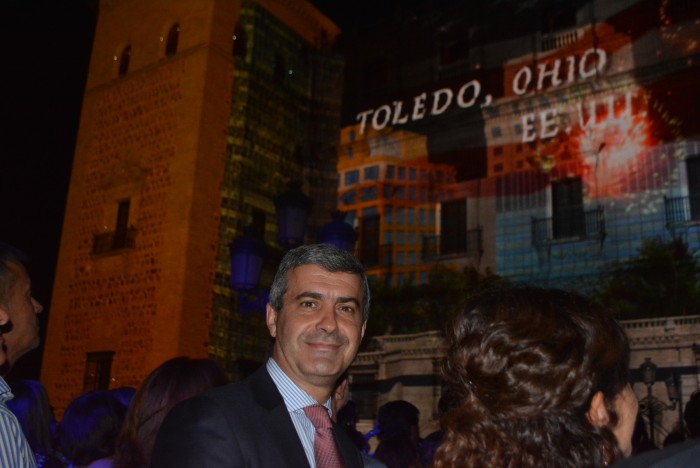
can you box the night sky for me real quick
[1,1,97,379]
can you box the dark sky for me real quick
[0,0,97,378]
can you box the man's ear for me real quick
[266,303,278,338]
[0,304,9,327]
[588,391,610,427]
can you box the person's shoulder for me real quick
[615,438,700,467]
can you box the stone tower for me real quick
[42,0,341,412]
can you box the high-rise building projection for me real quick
[338,0,700,287]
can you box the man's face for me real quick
[1,262,43,366]
[266,264,366,401]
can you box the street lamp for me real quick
[274,181,313,251]
[638,357,683,445]
[229,184,357,312]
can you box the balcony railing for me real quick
[541,29,580,52]
[531,206,605,247]
[664,195,700,227]
[422,227,483,261]
[92,227,137,254]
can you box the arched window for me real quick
[166,23,179,57]
[118,45,131,77]
[232,24,247,58]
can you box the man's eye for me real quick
[339,305,355,313]
[301,301,316,308]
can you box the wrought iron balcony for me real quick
[531,206,605,247]
[422,227,483,261]
[664,195,700,227]
[92,227,137,254]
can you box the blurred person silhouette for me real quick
[332,376,368,453]
[0,242,44,373]
[631,412,657,454]
[685,389,700,439]
[332,375,387,468]
[58,390,126,468]
[113,357,226,468]
[0,242,44,467]
[6,380,61,468]
[109,387,136,413]
[662,429,685,447]
[421,387,458,467]
[433,286,637,467]
[374,400,423,468]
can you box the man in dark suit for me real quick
[150,244,368,467]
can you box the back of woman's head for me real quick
[7,380,54,456]
[433,285,630,467]
[114,356,227,467]
[59,390,126,466]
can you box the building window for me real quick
[441,199,467,255]
[409,168,416,181]
[360,186,378,202]
[384,206,393,224]
[118,45,131,77]
[83,351,115,392]
[344,170,359,186]
[552,177,585,239]
[493,163,503,173]
[494,146,503,156]
[686,156,700,220]
[233,24,247,58]
[93,199,136,254]
[114,199,130,248]
[396,208,405,225]
[165,23,179,57]
[364,166,379,181]
[491,127,502,138]
[386,165,395,180]
[340,189,356,205]
[398,167,406,180]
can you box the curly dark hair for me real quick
[433,286,631,467]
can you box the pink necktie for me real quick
[303,404,345,468]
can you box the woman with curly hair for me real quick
[433,286,638,467]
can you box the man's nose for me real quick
[316,306,338,333]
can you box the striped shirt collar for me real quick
[266,358,333,414]
[0,376,13,403]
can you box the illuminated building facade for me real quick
[339,0,700,288]
[42,0,342,411]
[337,126,457,286]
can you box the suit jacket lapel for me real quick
[333,423,363,468]
[249,367,312,468]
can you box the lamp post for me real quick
[640,357,658,444]
[638,357,683,446]
[229,183,356,311]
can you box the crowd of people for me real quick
[2,240,700,467]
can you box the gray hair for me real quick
[268,244,370,323]
[0,242,28,305]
